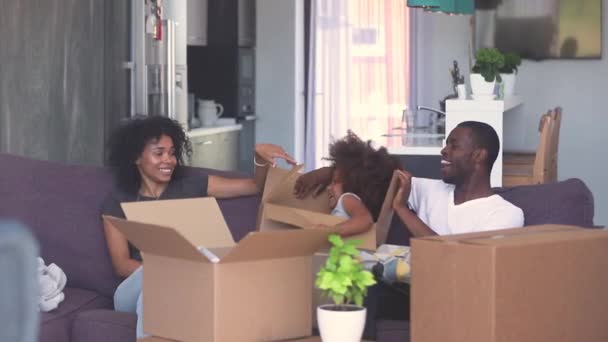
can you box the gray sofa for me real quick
[0,152,595,342]
[0,153,260,342]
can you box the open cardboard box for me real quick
[104,197,332,342]
[256,166,400,328]
[257,165,400,251]
[411,224,608,342]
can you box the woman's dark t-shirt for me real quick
[102,174,209,261]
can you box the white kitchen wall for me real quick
[416,6,608,225]
[256,0,306,163]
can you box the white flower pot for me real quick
[317,304,366,342]
[500,73,517,97]
[470,73,496,98]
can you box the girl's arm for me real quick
[294,166,334,198]
[103,219,141,277]
[331,194,374,237]
[207,143,296,198]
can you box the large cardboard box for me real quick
[104,197,332,342]
[411,225,608,342]
[258,166,399,250]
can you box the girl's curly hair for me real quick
[326,131,401,221]
[106,115,192,194]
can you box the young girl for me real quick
[313,131,401,237]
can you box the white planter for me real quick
[317,304,366,342]
[500,73,517,97]
[470,73,496,98]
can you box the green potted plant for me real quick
[316,234,376,342]
[499,52,522,97]
[470,48,505,99]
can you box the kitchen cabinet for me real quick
[187,0,208,46]
[188,0,255,47]
[188,130,240,171]
[236,0,256,47]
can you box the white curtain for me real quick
[305,0,411,170]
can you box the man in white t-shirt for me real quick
[392,121,524,236]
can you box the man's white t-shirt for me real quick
[408,178,524,235]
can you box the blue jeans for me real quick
[114,266,147,338]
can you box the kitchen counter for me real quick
[187,123,243,138]
[372,130,444,179]
[373,130,445,156]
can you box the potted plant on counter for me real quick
[499,52,522,97]
[316,234,376,342]
[470,48,505,99]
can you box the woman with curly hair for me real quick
[312,131,401,237]
[101,115,295,338]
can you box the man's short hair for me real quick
[456,121,500,170]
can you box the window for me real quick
[306,0,410,168]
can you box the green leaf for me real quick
[316,271,334,290]
[337,255,355,273]
[342,244,359,256]
[328,234,344,247]
[344,239,361,248]
[315,234,376,306]
[331,294,345,305]
[353,292,364,306]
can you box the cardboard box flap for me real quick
[375,171,400,245]
[103,216,210,262]
[416,224,581,244]
[263,165,330,213]
[219,229,331,263]
[264,203,346,229]
[261,165,302,201]
[462,227,608,247]
[121,197,235,249]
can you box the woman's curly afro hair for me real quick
[106,115,192,193]
[326,131,401,221]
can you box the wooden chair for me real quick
[502,113,555,187]
[504,107,562,167]
[546,107,562,182]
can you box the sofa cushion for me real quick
[494,178,595,227]
[0,153,122,298]
[38,287,112,342]
[71,310,136,342]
